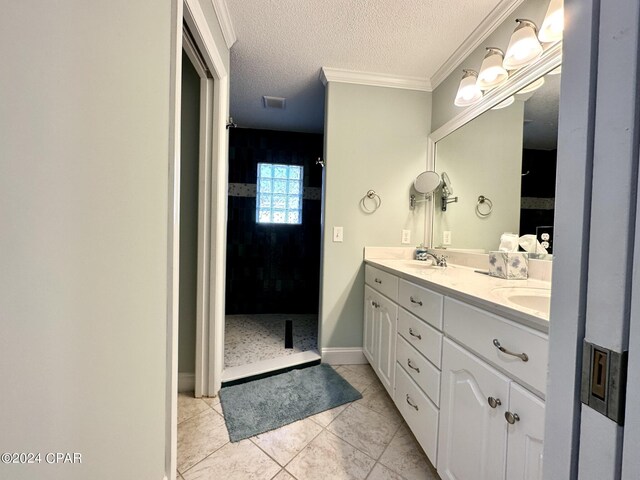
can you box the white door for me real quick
[363,285,377,364]
[506,383,545,480]
[438,338,510,480]
[376,293,398,395]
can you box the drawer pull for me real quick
[487,396,502,409]
[409,328,422,340]
[407,359,420,373]
[493,338,529,362]
[374,278,382,284]
[371,301,380,308]
[410,296,423,306]
[505,411,520,424]
[406,394,419,411]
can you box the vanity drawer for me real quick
[444,298,549,395]
[365,265,398,301]
[398,307,442,368]
[395,364,439,463]
[398,279,443,330]
[397,334,441,406]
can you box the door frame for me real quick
[167,0,229,477]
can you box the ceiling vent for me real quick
[263,96,286,109]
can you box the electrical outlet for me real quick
[333,226,343,242]
[443,230,452,245]
[401,229,411,244]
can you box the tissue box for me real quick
[488,252,529,279]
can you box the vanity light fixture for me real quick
[477,48,509,90]
[491,95,515,110]
[454,69,483,107]
[503,19,543,70]
[538,0,564,43]
[518,76,545,94]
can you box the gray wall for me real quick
[0,2,229,479]
[431,0,549,131]
[179,52,201,375]
[433,101,524,251]
[321,82,431,348]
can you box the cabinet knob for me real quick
[374,278,382,284]
[487,396,502,409]
[505,411,520,424]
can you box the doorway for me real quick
[222,129,324,381]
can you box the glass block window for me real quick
[256,163,303,224]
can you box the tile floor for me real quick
[177,364,441,480]
[224,314,319,367]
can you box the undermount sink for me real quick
[400,260,447,271]
[491,287,551,315]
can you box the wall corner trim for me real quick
[321,347,368,365]
[211,0,237,48]
[429,0,525,89]
[320,67,432,92]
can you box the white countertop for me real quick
[365,258,551,333]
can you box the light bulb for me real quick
[503,19,543,70]
[477,48,509,90]
[454,69,483,107]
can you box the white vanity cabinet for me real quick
[438,300,547,480]
[363,267,398,396]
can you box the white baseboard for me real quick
[178,372,195,392]
[321,347,368,365]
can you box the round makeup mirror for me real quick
[414,171,441,194]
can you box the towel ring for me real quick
[476,195,493,217]
[361,190,382,213]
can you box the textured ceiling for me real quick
[226,0,506,133]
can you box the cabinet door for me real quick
[506,383,545,480]
[376,293,398,395]
[438,338,510,480]
[363,285,378,364]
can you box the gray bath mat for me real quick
[219,364,362,442]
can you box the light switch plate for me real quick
[443,231,452,245]
[333,226,343,242]
[401,230,411,244]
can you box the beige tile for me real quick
[286,430,375,480]
[177,409,229,473]
[379,425,439,480]
[368,463,406,480]
[182,439,280,480]
[251,418,323,466]
[335,366,373,393]
[308,403,349,427]
[358,385,403,424]
[273,469,297,479]
[327,403,400,459]
[341,364,379,384]
[211,402,223,417]
[202,395,221,407]
[178,392,210,424]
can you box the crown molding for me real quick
[211,0,237,49]
[429,0,525,89]
[320,67,431,92]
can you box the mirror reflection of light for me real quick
[518,76,545,94]
[492,95,515,110]
[539,0,564,43]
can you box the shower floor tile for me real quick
[224,314,318,368]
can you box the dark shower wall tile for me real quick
[226,128,323,314]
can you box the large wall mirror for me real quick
[430,58,560,259]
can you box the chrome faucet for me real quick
[424,251,448,267]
